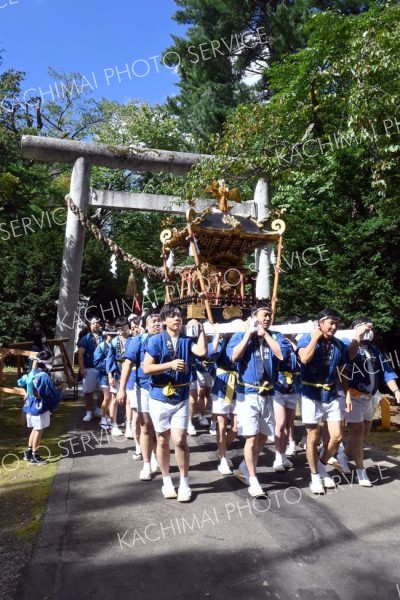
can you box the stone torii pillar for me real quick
[57,158,91,361]
[255,178,272,299]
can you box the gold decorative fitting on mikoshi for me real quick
[163,208,285,268]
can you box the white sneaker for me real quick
[248,482,265,497]
[273,459,285,473]
[93,407,102,418]
[285,443,296,456]
[99,417,108,430]
[187,423,197,436]
[162,484,177,499]
[151,462,161,474]
[337,453,351,475]
[209,426,217,436]
[317,460,329,479]
[198,415,209,426]
[234,463,250,486]
[218,458,232,475]
[132,451,143,461]
[82,411,92,422]
[327,456,339,466]
[125,425,134,439]
[110,426,124,436]
[177,486,192,502]
[283,456,293,469]
[216,453,233,468]
[357,469,373,487]
[139,468,152,481]
[298,436,307,450]
[309,477,325,494]
[322,476,336,489]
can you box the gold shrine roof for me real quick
[162,208,285,268]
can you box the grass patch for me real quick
[0,370,80,547]
[367,424,400,458]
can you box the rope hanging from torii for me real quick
[64,194,183,281]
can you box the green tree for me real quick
[90,100,192,306]
[162,0,368,147]
[203,1,400,334]
[0,56,111,342]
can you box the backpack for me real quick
[19,370,61,415]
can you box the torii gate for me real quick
[21,135,273,364]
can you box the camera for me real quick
[185,324,199,338]
[250,318,259,333]
[362,330,374,342]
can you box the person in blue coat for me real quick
[93,328,118,430]
[18,350,67,465]
[106,316,131,437]
[337,317,400,486]
[273,342,300,470]
[117,312,162,480]
[77,317,105,422]
[211,330,238,475]
[143,303,207,503]
[297,308,361,495]
[226,300,290,498]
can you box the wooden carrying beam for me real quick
[8,338,69,348]
[0,386,26,396]
[0,339,75,390]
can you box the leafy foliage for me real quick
[201,1,400,332]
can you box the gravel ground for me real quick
[0,537,31,600]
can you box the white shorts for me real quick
[110,380,120,395]
[136,386,150,413]
[26,411,51,430]
[149,398,189,433]
[128,387,138,410]
[197,370,213,389]
[301,396,342,425]
[83,368,100,394]
[235,392,275,437]
[344,393,375,423]
[274,390,298,410]
[212,394,236,415]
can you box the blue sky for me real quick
[0,0,186,106]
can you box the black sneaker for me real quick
[23,449,33,461]
[29,453,49,466]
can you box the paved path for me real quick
[16,413,400,600]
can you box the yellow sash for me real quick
[301,381,334,392]
[201,360,214,369]
[154,382,189,397]
[216,368,238,404]
[280,371,300,385]
[239,380,274,394]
